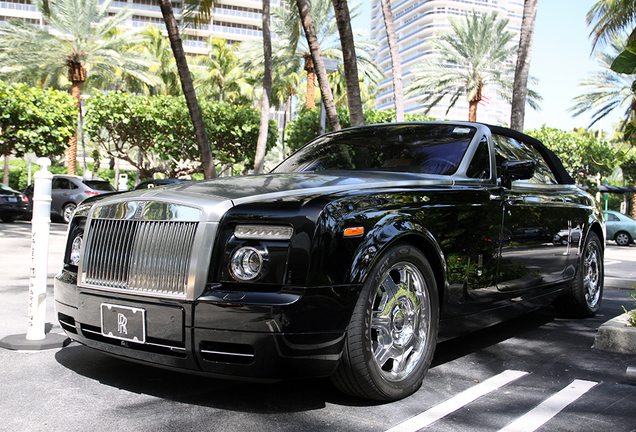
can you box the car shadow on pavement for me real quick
[52,290,631,412]
[53,309,560,412]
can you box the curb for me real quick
[593,312,636,355]
[604,277,635,291]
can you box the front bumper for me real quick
[55,268,355,381]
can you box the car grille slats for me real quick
[82,219,198,297]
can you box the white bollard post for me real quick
[26,158,53,341]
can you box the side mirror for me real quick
[501,160,535,189]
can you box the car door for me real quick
[51,177,73,215]
[493,134,574,293]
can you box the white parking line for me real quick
[385,370,528,432]
[498,379,598,432]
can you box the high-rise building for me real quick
[0,0,272,55]
[370,0,524,125]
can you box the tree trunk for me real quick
[304,54,316,109]
[510,0,538,132]
[296,0,341,131]
[380,0,404,122]
[468,100,479,122]
[469,79,483,122]
[160,0,216,178]
[2,154,9,186]
[331,0,364,127]
[254,0,272,175]
[67,80,82,176]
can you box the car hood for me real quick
[89,171,454,222]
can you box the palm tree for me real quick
[192,38,255,104]
[268,0,382,113]
[331,0,364,127]
[406,11,539,122]
[254,0,272,175]
[139,25,181,96]
[0,0,157,175]
[587,0,636,51]
[510,0,538,131]
[159,0,215,178]
[296,0,340,131]
[569,35,635,128]
[380,0,404,122]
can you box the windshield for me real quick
[273,124,476,175]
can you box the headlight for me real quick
[234,224,293,240]
[230,246,268,281]
[70,235,83,266]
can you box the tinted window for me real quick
[53,178,71,189]
[492,135,557,185]
[274,125,476,175]
[84,180,116,192]
[466,136,490,179]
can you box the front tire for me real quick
[615,231,632,246]
[62,203,76,224]
[331,243,439,401]
[554,232,603,318]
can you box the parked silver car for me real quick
[604,210,636,246]
[23,175,116,223]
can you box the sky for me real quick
[352,0,626,133]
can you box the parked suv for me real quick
[23,175,116,223]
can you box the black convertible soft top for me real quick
[486,124,575,185]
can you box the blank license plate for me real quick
[101,303,146,344]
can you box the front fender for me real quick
[348,213,446,286]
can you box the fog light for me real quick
[70,235,82,266]
[230,246,266,281]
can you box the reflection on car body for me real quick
[55,122,604,401]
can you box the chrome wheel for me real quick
[63,203,76,223]
[370,262,430,382]
[583,241,601,309]
[331,243,438,401]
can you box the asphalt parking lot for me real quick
[1,220,635,432]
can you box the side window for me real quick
[52,178,70,189]
[606,213,619,222]
[492,135,557,185]
[466,136,491,179]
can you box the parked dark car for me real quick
[23,175,116,223]
[604,210,636,246]
[133,178,186,190]
[0,184,29,222]
[55,122,604,401]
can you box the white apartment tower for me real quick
[0,0,272,55]
[370,0,525,125]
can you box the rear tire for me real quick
[331,243,439,401]
[554,232,603,318]
[0,215,15,223]
[615,231,632,246]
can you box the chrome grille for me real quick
[82,218,198,297]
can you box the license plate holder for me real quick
[101,303,146,344]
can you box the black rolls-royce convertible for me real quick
[54,122,604,401]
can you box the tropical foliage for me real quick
[587,0,636,50]
[407,11,541,122]
[0,0,158,175]
[84,92,277,178]
[570,35,635,129]
[525,126,620,191]
[0,82,77,159]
